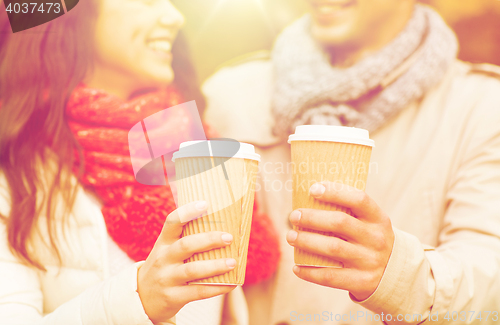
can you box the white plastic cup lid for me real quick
[288,125,375,147]
[172,140,261,162]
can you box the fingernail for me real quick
[293,265,300,274]
[195,201,208,211]
[221,233,233,244]
[287,230,298,243]
[310,183,326,197]
[226,258,236,269]
[290,210,301,225]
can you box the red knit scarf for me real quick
[66,85,280,285]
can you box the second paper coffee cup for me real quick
[172,140,260,285]
[288,125,375,267]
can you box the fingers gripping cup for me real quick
[172,141,260,285]
[288,126,375,267]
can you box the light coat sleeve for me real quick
[0,236,167,325]
[353,76,500,324]
[0,213,173,325]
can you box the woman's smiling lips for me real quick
[146,38,173,60]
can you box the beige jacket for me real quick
[203,58,500,325]
[0,174,248,325]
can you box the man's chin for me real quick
[310,23,357,47]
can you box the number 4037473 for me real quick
[5,2,62,14]
[443,311,498,322]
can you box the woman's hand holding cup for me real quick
[137,201,237,324]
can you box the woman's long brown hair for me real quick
[0,1,205,270]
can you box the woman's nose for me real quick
[158,1,185,29]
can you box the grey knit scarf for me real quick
[271,4,458,138]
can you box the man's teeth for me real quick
[147,41,172,52]
[316,2,353,13]
[318,6,338,14]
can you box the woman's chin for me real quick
[139,68,175,87]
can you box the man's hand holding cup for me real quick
[286,181,395,301]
